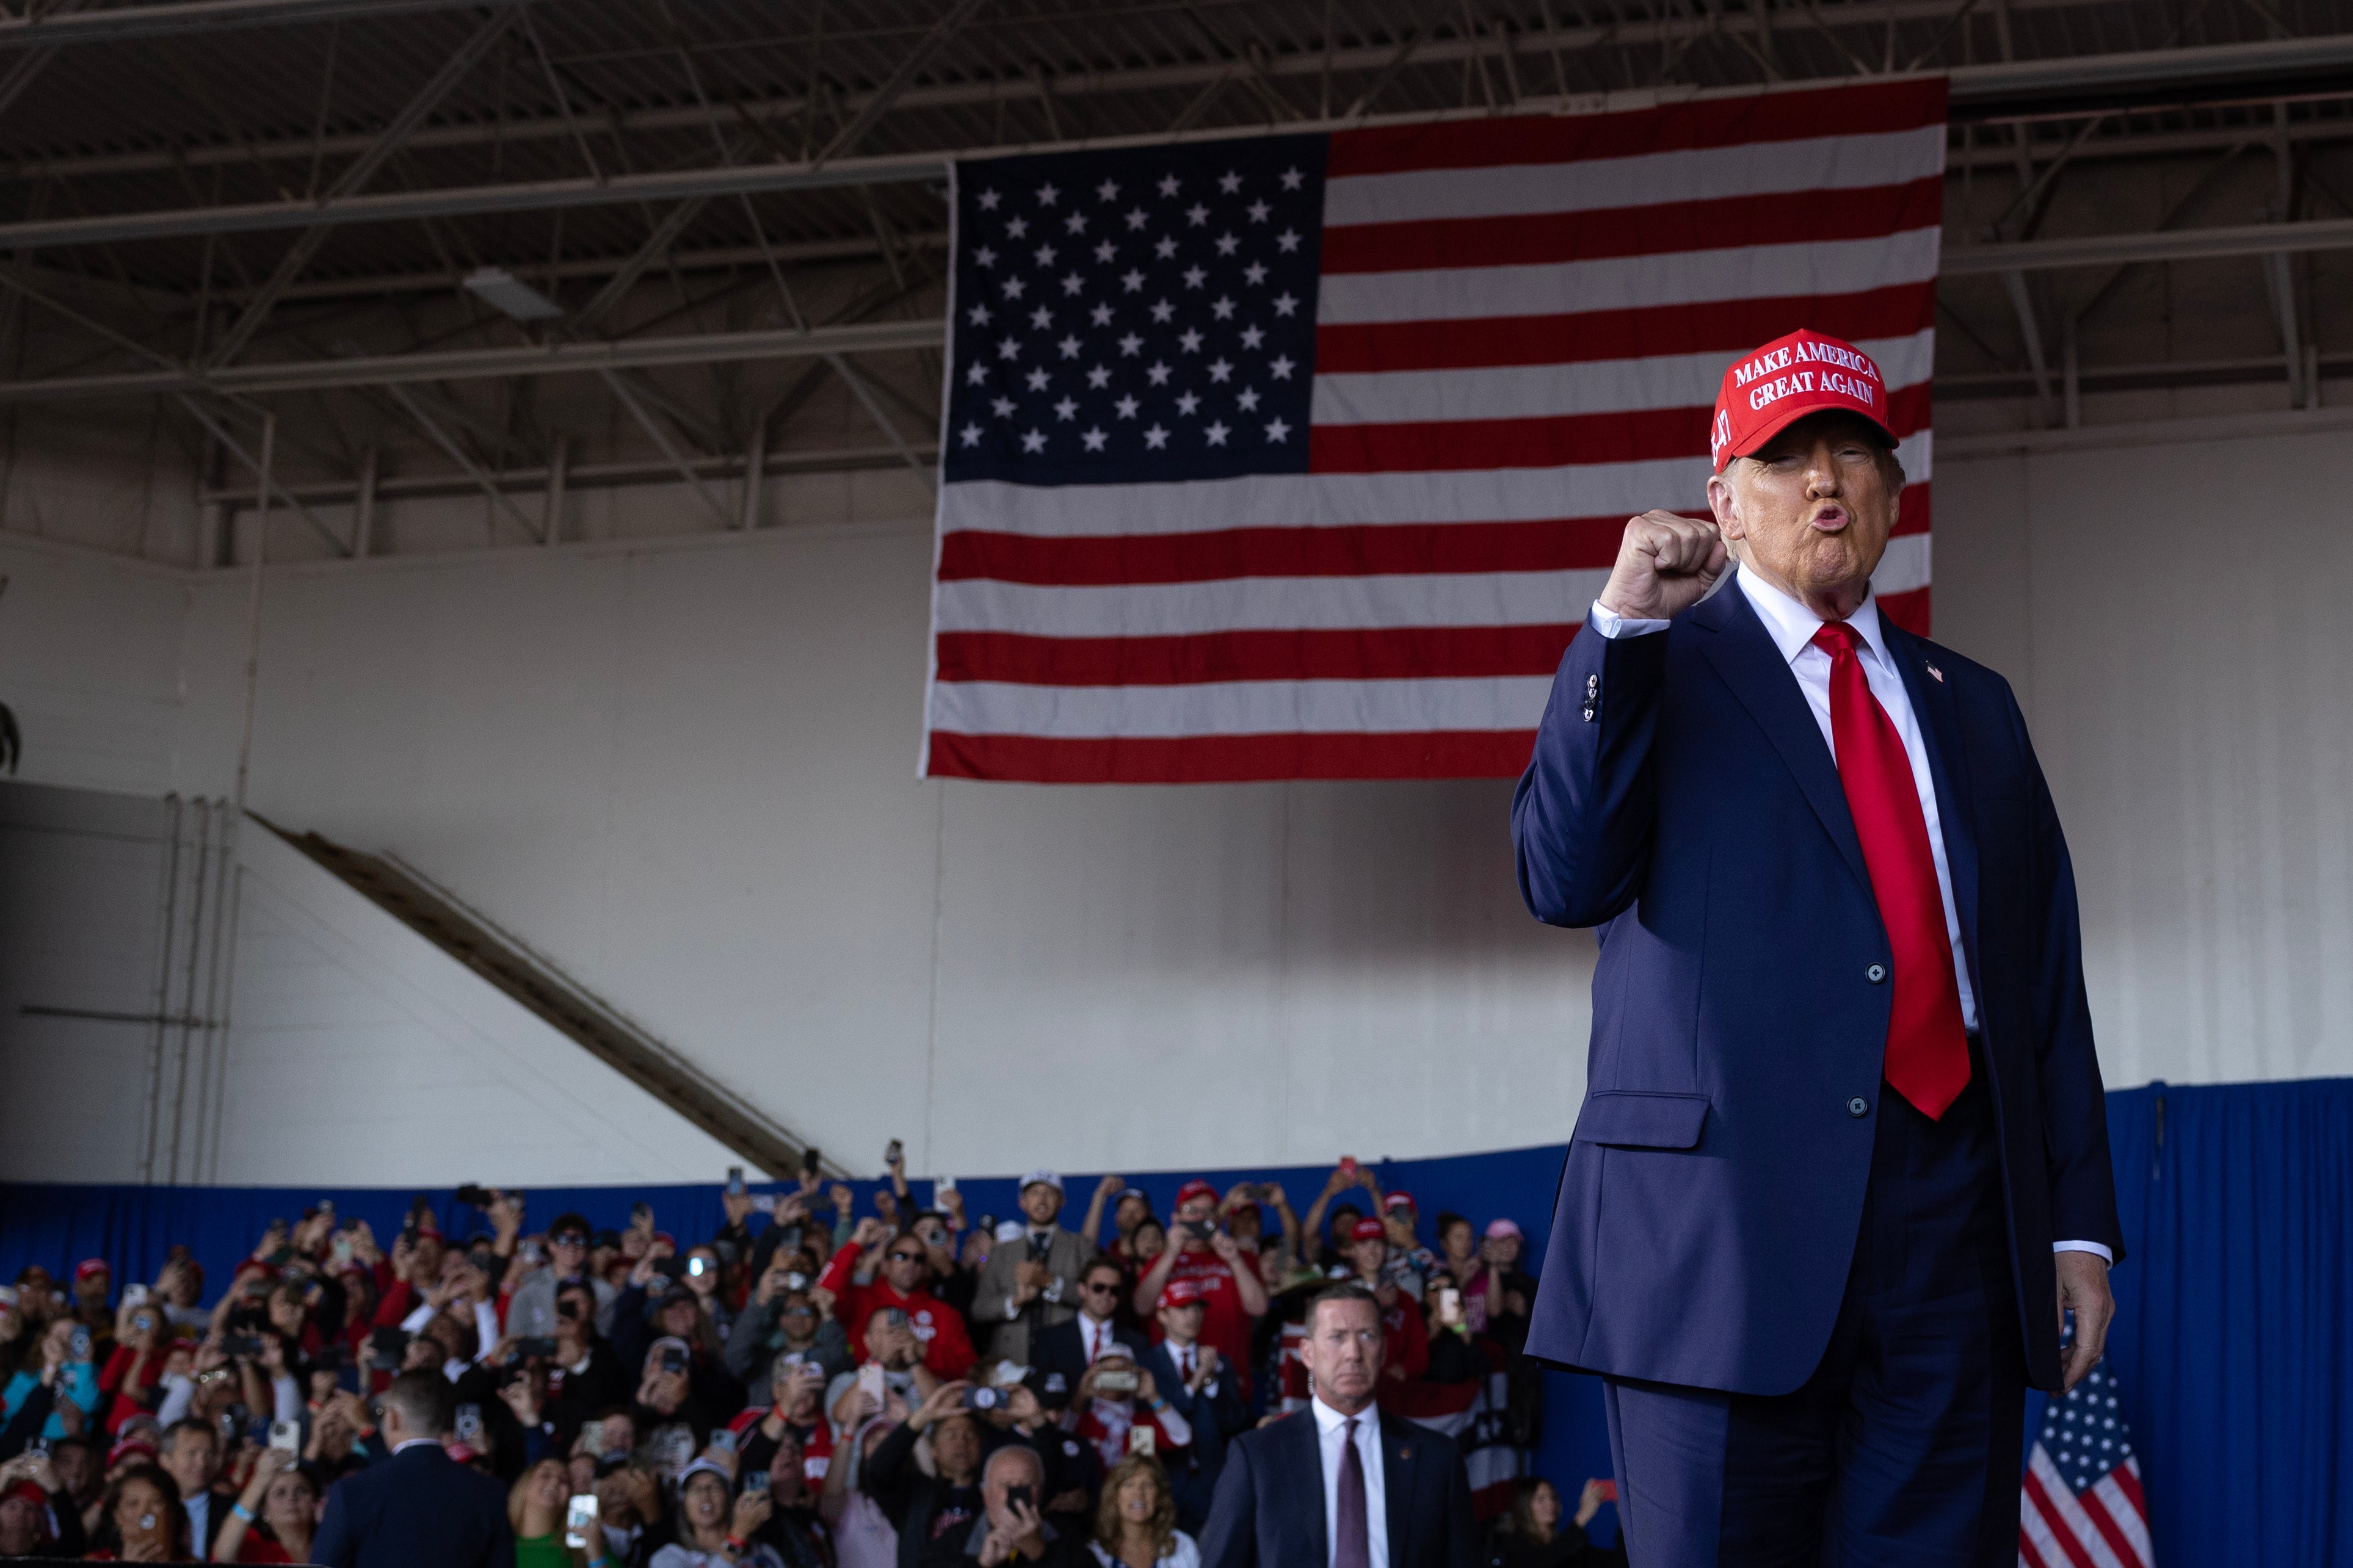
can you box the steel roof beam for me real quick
[1941,215,2353,273]
[0,0,535,49]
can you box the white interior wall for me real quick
[2,412,2347,1185]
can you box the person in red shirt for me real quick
[1130,1179,1268,1393]
[1341,1217,1429,1379]
[814,1219,977,1379]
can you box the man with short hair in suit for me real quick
[1031,1257,1148,1410]
[313,1370,514,1568]
[1140,1277,1248,1533]
[1198,1282,1475,1568]
[1513,328,2123,1565]
[972,1170,1094,1367]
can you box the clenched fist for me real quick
[1596,510,1727,621]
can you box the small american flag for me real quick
[923,80,1945,782]
[2020,1327,2154,1568]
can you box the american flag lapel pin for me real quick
[1926,662,1945,683]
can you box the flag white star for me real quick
[1271,292,1299,317]
[1154,236,1178,260]
[1210,295,1236,320]
[1218,170,1242,195]
[1028,306,1052,330]
[1145,361,1172,386]
[1207,358,1233,383]
[1090,303,1114,327]
[1064,211,1087,234]
[1006,217,1029,239]
[1279,167,1303,190]
[968,303,993,326]
[1114,395,1140,419]
[1057,334,1082,359]
[1213,232,1240,256]
[1061,273,1084,297]
[1242,261,1267,286]
[1144,423,1170,449]
[1239,325,1265,349]
[1021,427,1047,452]
[1002,276,1027,300]
[1269,354,1296,380]
[1204,419,1231,446]
[1125,208,1148,231]
[1247,200,1271,223]
[1181,266,1207,289]
[1034,243,1057,267]
[1096,178,1120,201]
[1081,425,1108,451]
[1037,182,1059,206]
[1053,396,1078,421]
[991,396,1015,417]
[1093,240,1115,264]
[1236,386,1260,411]
[959,422,982,446]
[1275,228,1302,253]
[999,336,1022,359]
[966,363,990,385]
[1264,417,1291,441]
[1117,332,1144,356]
[973,245,997,269]
[1025,367,1051,391]
[1157,173,1180,198]
[1175,391,1201,416]
[1178,328,1203,352]
[1149,298,1176,323]
[1121,269,1145,293]
[977,188,1002,210]
[1185,203,1209,226]
[1086,364,1112,389]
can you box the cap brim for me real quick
[1718,403,1899,472]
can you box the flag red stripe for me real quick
[1327,78,1948,177]
[936,625,1579,685]
[2076,1485,2145,1568]
[1314,282,1936,374]
[1321,177,1941,275]
[1874,583,1931,637]
[927,728,1539,782]
[2019,1530,2054,1568]
[2020,1472,2101,1568]
[2109,1462,2145,1516]
[940,488,1927,588]
[1309,385,1930,474]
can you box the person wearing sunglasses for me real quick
[1032,1259,1150,1415]
[815,1221,977,1381]
[505,1213,618,1342]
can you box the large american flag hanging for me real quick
[922,79,1945,782]
[2020,1326,2155,1568]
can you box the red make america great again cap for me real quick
[1709,328,1895,472]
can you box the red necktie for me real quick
[1810,622,1971,1119]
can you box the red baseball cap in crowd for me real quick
[1174,1179,1220,1209]
[1709,328,1897,472]
[1382,1192,1416,1213]
[1349,1218,1388,1243]
[1158,1278,1205,1310]
[108,1434,158,1467]
[74,1258,109,1282]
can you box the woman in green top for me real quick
[510,1457,575,1568]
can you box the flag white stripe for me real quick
[2089,1476,2153,1567]
[930,676,1557,738]
[933,538,1921,637]
[1323,124,1946,227]
[933,569,1611,637]
[2018,1478,2072,1568]
[1311,328,1934,426]
[2027,1448,2129,1568]
[937,430,1932,539]
[1316,226,1941,325]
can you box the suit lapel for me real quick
[1299,1414,1330,1565]
[1691,582,1874,898]
[1380,1415,1413,1568]
[1879,620,1983,991]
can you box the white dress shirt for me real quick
[1311,1395,1387,1568]
[1589,569,2112,1265]
[1079,1312,1120,1364]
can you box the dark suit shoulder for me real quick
[1376,1410,1462,1466]
[1228,1408,1314,1463]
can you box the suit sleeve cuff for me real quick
[2053,1240,2114,1264]
[1586,601,1672,640]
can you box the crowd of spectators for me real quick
[0,1154,1616,1566]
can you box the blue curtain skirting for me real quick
[4,1077,2347,1564]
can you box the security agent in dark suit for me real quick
[1200,1283,1475,1568]
[1031,1257,1151,1410]
[1139,1276,1249,1532]
[313,1370,515,1568]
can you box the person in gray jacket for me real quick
[970,1169,1093,1367]
[725,1264,852,1393]
[504,1213,618,1340]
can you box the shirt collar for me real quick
[1312,1395,1373,1436]
[1736,564,1888,671]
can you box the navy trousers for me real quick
[1603,1042,2026,1567]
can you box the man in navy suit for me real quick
[313,1370,514,1568]
[1198,1282,1474,1568]
[1138,1276,1249,1531]
[1031,1256,1150,1407]
[1512,328,2123,1566]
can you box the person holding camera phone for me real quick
[1030,1260,1147,1422]
[727,1269,851,1396]
[507,1213,620,1344]
[0,1445,91,1556]
[720,1356,833,1493]
[648,1455,780,1568]
[1128,1184,1267,1401]
[209,1445,324,1564]
[860,1379,990,1568]
[816,1223,976,1383]
[1068,1347,1191,1475]
[538,1281,632,1450]
[743,1428,832,1568]
[1338,1220,1429,1383]
[973,1172,1092,1368]
[1137,1280,1248,1535]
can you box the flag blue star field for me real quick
[922,79,1947,781]
[2020,1324,2153,1567]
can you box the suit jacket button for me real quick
[1847,1096,1869,1117]
[1581,704,1597,723]
[1866,963,1887,983]
[1586,673,1599,696]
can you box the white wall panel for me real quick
[2,411,2346,1187]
